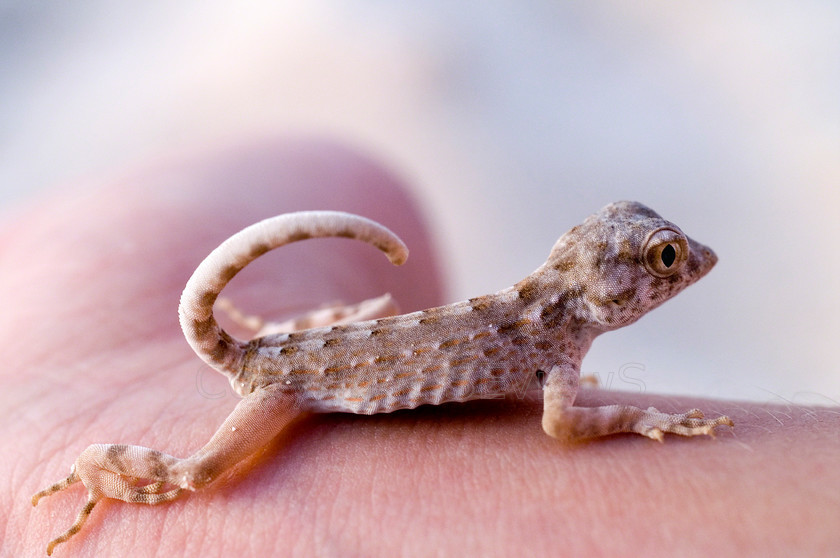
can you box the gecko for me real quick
[32,201,733,555]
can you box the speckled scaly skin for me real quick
[32,201,732,555]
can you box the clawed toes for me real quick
[639,409,734,440]
[644,427,665,442]
[682,413,734,438]
[127,481,182,504]
[136,481,165,495]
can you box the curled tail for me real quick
[178,211,409,375]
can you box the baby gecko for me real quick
[32,201,733,554]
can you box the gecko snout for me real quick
[686,237,717,279]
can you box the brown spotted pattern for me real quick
[223,202,719,416]
[33,203,731,556]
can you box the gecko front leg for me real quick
[541,364,733,443]
[33,385,300,555]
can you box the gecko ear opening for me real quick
[642,228,689,278]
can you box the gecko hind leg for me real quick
[33,386,298,555]
[217,293,399,336]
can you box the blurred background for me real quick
[2,1,838,405]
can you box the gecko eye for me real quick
[642,228,688,278]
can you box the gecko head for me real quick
[546,201,717,331]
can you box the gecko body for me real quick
[33,201,732,554]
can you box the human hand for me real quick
[3,138,837,556]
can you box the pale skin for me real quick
[5,139,840,556]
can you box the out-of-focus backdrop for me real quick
[2,2,838,405]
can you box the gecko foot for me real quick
[32,444,185,555]
[635,407,734,442]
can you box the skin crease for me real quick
[3,138,839,557]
